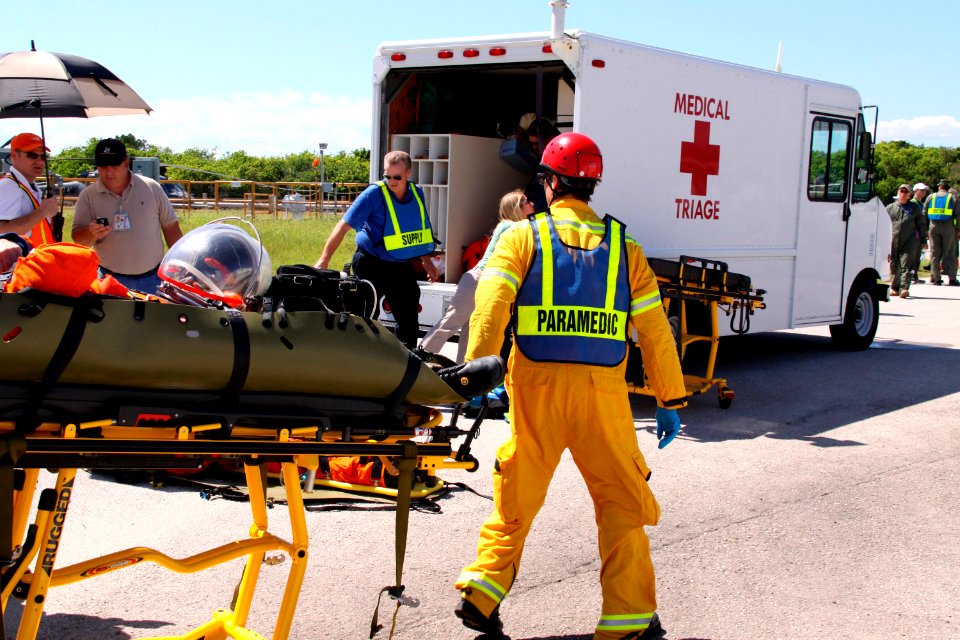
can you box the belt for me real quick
[100,264,160,279]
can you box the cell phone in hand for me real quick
[96,217,109,226]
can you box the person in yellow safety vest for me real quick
[0,133,58,247]
[454,132,687,640]
[923,178,959,286]
[314,150,439,347]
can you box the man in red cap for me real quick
[0,133,58,246]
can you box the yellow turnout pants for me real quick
[456,360,662,639]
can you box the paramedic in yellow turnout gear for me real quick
[454,132,687,640]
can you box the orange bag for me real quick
[4,243,100,297]
[89,274,130,297]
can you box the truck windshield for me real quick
[851,113,874,202]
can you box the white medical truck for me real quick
[370,3,891,372]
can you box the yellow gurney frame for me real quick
[0,418,454,640]
[628,256,766,409]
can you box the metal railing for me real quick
[54,178,369,216]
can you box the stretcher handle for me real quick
[679,254,729,274]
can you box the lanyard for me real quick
[4,174,41,209]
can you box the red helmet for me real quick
[540,132,603,181]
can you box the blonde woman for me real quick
[420,189,533,363]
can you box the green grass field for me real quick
[61,208,358,272]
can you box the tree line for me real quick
[49,134,371,185]
[874,141,960,199]
[46,135,958,202]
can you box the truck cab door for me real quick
[793,114,855,324]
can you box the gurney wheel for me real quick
[456,453,479,472]
[717,386,734,410]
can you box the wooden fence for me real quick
[56,178,369,217]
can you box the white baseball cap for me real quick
[913,182,928,191]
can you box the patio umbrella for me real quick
[0,41,152,240]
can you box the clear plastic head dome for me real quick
[159,219,272,307]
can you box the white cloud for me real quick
[877,115,960,147]
[5,91,373,157]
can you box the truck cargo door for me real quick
[794,115,853,323]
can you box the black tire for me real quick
[718,386,733,410]
[829,278,879,351]
[668,314,682,361]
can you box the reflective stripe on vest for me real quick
[515,212,630,366]
[378,181,434,259]
[26,217,54,248]
[4,174,53,247]
[927,193,955,222]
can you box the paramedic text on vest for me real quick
[0,133,58,246]
[924,179,958,286]
[313,150,439,348]
[455,132,688,640]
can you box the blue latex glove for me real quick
[655,408,681,449]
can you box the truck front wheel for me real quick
[829,278,879,351]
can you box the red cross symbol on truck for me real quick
[680,120,720,196]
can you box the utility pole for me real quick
[318,142,328,213]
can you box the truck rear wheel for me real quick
[829,278,879,351]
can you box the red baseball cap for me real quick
[9,133,49,153]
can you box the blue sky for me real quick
[6,0,959,155]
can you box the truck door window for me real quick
[851,114,874,203]
[807,118,851,202]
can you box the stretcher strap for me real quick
[382,352,421,421]
[17,296,102,432]
[224,308,251,399]
[369,440,418,639]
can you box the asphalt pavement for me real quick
[5,280,959,640]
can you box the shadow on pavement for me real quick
[630,330,960,445]
[3,604,171,639]
[494,634,714,640]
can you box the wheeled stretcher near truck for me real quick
[627,256,766,408]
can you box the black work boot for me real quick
[620,613,666,639]
[455,597,503,635]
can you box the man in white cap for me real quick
[909,183,930,283]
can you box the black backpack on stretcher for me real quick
[262,264,378,317]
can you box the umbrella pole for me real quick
[36,102,64,242]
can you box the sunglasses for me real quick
[537,172,553,186]
[18,151,46,160]
[383,174,404,182]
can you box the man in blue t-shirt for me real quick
[315,150,439,347]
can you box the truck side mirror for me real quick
[858,132,872,162]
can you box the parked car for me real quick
[38,180,85,198]
[160,181,188,204]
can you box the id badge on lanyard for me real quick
[114,209,131,231]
